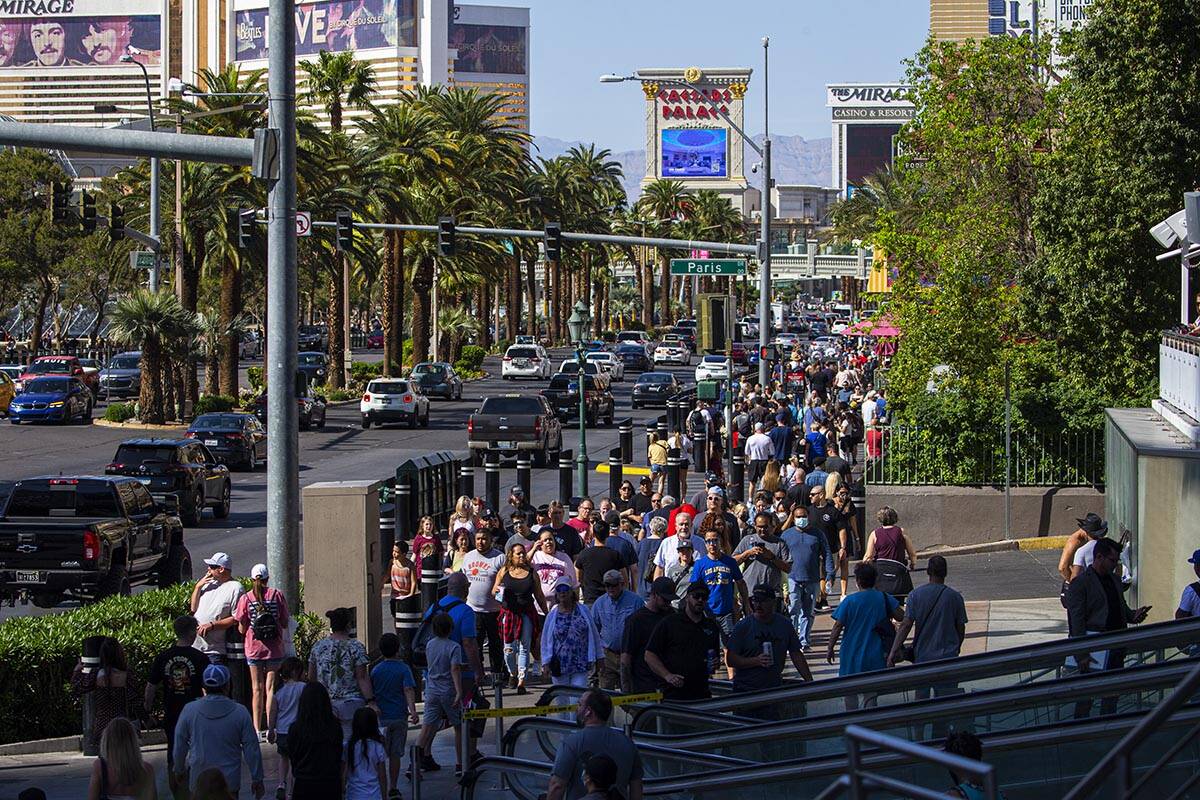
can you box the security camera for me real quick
[751,162,762,174]
[1151,209,1187,249]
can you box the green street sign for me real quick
[670,258,747,276]
[130,251,156,269]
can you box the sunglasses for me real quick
[603,582,621,587]
[704,538,720,544]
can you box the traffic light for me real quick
[80,191,96,233]
[335,211,353,253]
[108,202,124,241]
[51,182,68,224]
[544,222,562,262]
[437,216,455,257]
[231,208,255,249]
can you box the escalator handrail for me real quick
[501,717,760,767]
[502,659,1199,756]
[632,617,1200,725]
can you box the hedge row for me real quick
[0,583,324,745]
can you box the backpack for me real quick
[411,597,465,669]
[249,592,280,643]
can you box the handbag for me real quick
[897,585,948,664]
[874,592,897,654]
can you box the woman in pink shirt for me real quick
[531,530,577,610]
[235,563,291,735]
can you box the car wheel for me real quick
[606,408,614,426]
[300,413,311,431]
[316,410,326,430]
[631,401,639,409]
[408,412,417,429]
[212,482,231,519]
[246,448,258,471]
[157,544,193,589]
[422,408,430,427]
[95,562,130,601]
[182,488,203,526]
[83,404,93,424]
[361,415,371,429]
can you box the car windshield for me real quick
[560,362,598,374]
[367,381,408,394]
[638,373,671,385]
[298,354,325,365]
[584,353,609,361]
[479,396,543,414]
[108,356,140,370]
[413,364,446,377]
[191,414,244,431]
[298,325,323,335]
[27,360,72,375]
[23,378,70,393]
[113,445,177,467]
[507,347,538,358]
[617,333,644,341]
[702,356,727,363]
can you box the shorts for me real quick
[381,719,409,759]
[275,733,290,758]
[423,693,461,728]
[247,657,282,668]
[651,464,665,475]
[713,612,736,647]
[747,459,767,483]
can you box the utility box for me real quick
[697,293,736,353]
[302,480,383,651]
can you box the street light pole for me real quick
[124,54,159,293]
[567,300,590,498]
[758,37,772,387]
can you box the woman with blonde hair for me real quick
[760,458,783,495]
[87,717,154,800]
[450,495,477,534]
[824,469,843,499]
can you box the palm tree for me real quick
[438,305,481,364]
[109,290,189,424]
[638,179,692,328]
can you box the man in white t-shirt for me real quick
[461,529,507,684]
[189,552,245,664]
[744,423,775,496]
[1071,520,1132,587]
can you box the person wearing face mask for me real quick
[546,691,644,800]
[780,507,830,650]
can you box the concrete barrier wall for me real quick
[865,485,1106,550]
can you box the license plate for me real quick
[137,478,152,486]
[378,398,391,405]
[204,439,218,446]
[15,571,40,583]
[496,441,514,449]
[514,360,528,367]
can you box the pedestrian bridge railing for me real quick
[1160,332,1200,425]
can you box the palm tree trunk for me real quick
[524,252,537,338]
[476,284,492,349]
[139,338,164,424]
[658,252,671,329]
[381,229,398,376]
[218,263,240,396]
[204,347,219,397]
[327,266,345,389]
[395,238,406,370]
[411,254,433,365]
[29,277,53,358]
[641,258,654,330]
[161,355,176,421]
[505,255,520,342]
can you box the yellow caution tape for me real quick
[462,691,662,720]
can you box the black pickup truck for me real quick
[467,394,563,466]
[0,476,191,608]
[542,373,616,427]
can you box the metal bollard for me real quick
[420,549,442,616]
[558,449,573,503]
[392,594,423,659]
[410,743,423,800]
[619,418,634,464]
[494,680,504,753]
[730,452,745,504]
[79,635,104,756]
[460,714,471,780]
[395,479,413,546]
[665,396,679,434]
[379,499,396,573]
[693,428,707,476]
[485,450,501,511]
[458,459,475,501]
[645,421,657,456]
[666,447,681,500]
[656,415,668,441]
[516,453,532,500]
[608,447,623,499]
[225,628,250,709]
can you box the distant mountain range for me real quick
[532,134,833,200]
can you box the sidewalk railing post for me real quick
[619,418,633,464]
[409,742,422,800]
[608,447,623,498]
[656,415,668,441]
[457,458,475,502]
[485,450,501,511]
[693,427,707,476]
[730,452,745,504]
[558,449,573,504]
[516,453,532,500]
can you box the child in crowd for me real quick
[267,656,306,800]
[414,614,465,775]
[344,706,388,800]
[371,633,419,799]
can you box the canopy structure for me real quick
[843,315,900,338]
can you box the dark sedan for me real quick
[616,344,651,373]
[297,351,328,387]
[411,361,463,400]
[186,412,267,470]
[631,371,683,409]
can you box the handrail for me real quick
[504,660,1197,757]
[1063,658,1200,800]
[631,617,1200,726]
[844,724,998,800]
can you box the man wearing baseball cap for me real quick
[173,663,265,797]
[644,580,721,700]
[189,552,244,663]
[1176,549,1200,620]
[618,577,677,693]
[726,585,811,700]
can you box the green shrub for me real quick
[193,395,237,415]
[103,402,135,423]
[350,361,384,385]
[459,345,487,371]
[326,388,358,402]
[247,366,264,390]
[493,338,511,355]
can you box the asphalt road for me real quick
[0,349,702,618]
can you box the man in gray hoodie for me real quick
[173,663,265,797]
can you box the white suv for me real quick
[501,344,551,380]
[360,378,430,429]
[585,351,625,382]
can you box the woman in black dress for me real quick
[287,682,344,799]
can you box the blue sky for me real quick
[523,0,931,150]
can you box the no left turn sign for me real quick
[296,211,312,237]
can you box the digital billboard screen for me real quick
[235,0,415,61]
[449,22,525,75]
[845,124,901,187]
[0,15,160,68]
[661,128,727,179]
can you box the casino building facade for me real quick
[826,83,914,198]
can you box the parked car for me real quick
[631,372,683,409]
[541,373,615,426]
[696,355,733,383]
[0,364,22,393]
[360,378,430,429]
[585,350,625,381]
[652,338,690,366]
[615,343,651,373]
[186,412,267,471]
[77,358,101,395]
[616,330,652,348]
[0,369,13,416]
[411,361,463,400]
[105,439,231,526]
[20,355,98,397]
[297,325,327,351]
[297,351,328,386]
[0,476,190,608]
[98,351,141,399]
[729,341,748,365]
[239,331,262,359]
[774,332,801,350]
[555,360,611,391]
[501,344,552,381]
[583,340,608,353]
[253,375,328,431]
[366,329,384,349]
[668,326,697,353]
[9,376,92,424]
[467,394,563,466]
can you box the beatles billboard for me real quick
[0,0,160,69]
[235,0,416,61]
